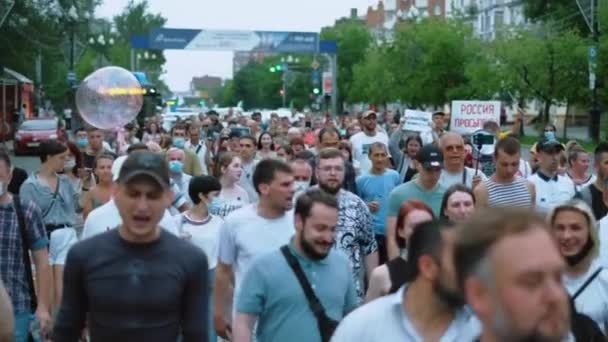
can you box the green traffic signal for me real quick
[313,88,320,95]
[270,67,276,73]
[275,64,283,71]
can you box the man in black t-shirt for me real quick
[53,151,209,342]
[578,142,608,220]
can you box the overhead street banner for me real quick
[149,28,319,53]
[450,100,501,135]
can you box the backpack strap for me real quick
[573,267,603,301]
[13,195,38,311]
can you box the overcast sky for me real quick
[97,0,376,91]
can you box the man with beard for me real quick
[454,208,571,342]
[349,111,389,174]
[233,189,358,342]
[332,219,478,341]
[314,148,378,302]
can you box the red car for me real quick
[14,119,60,155]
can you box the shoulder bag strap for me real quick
[195,144,203,154]
[573,267,603,300]
[41,177,60,219]
[462,168,468,185]
[13,195,38,311]
[280,245,328,319]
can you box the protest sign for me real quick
[403,109,432,133]
[450,101,501,134]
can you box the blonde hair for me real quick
[548,200,599,258]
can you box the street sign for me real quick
[149,28,319,53]
[322,71,332,94]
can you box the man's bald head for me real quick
[166,147,186,161]
[440,132,464,149]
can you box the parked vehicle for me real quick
[14,119,59,155]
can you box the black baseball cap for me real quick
[117,151,170,189]
[536,138,564,153]
[415,144,443,169]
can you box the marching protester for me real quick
[439,132,485,189]
[549,200,608,336]
[209,152,250,218]
[454,208,571,341]
[365,200,434,302]
[314,148,378,301]
[214,159,295,340]
[474,137,535,208]
[81,153,114,219]
[349,111,389,174]
[440,184,476,223]
[528,137,576,212]
[233,189,357,342]
[185,122,210,176]
[567,146,595,192]
[356,142,400,262]
[174,175,224,342]
[386,144,446,259]
[578,142,608,220]
[53,151,210,341]
[20,140,79,309]
[333,219,478,341]
[0,150,52,342]
[237,135,260,202]
[171,123,203,176]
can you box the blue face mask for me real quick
[169,160,184,174]
[76,138,88,148]
[173,137,185,149]
[544,131,556,141]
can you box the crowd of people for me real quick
[1,108,608,342]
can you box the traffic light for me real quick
[275,64,283,71]
[269,66,276,73]
[312,88,320,95]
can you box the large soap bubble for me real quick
[76,66,144,130]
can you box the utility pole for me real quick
[579,0,601,142]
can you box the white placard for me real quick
[403,109,432,133]
[450,101,501,134]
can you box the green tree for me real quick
[349,46,395,106]
[387,18,479,108]
[491,27,588,123]
[521,0,589,34]
[321,19,371,111]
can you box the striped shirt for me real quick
[485,177,533,208]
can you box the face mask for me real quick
[64,159,76,169]
[76,138,88,148]
[565,237,595,266]
[294,181,310,193]
[544,131,556,141]
[169,160,184,174]
[173,137,185,149]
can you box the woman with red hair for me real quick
[364,200,434,302]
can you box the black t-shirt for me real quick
[589,184,608,220]
[53,229,209,342]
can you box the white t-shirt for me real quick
[440,166,488,189]
[173,213,223,270]
[217,204,294,298]
[331,285,480,342]
[563,259,608,332]
[82,199,178,239]
[349,131,389,174]
[597,216,608,267]
[527,172,576,213]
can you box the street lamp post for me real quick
[88,33,115,68]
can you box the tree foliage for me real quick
[321,19,371,110]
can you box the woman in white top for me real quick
[567,147,596,192]
[549,200,608,334]
[173,175,224,342]
[208,151,250,218]
[256,131,276,160]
